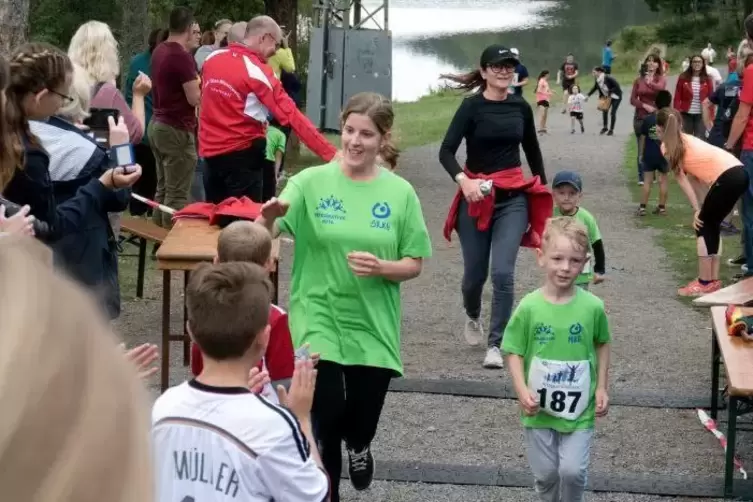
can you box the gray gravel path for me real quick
[114,76,737,500]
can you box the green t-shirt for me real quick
[553,206,602,284]
[265,126,286,162]
[502,288,611,433]
[277,162,433,375]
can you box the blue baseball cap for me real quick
[552,171,583,192]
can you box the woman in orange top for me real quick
[658,107,749,296]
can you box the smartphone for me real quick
[294,345,311,362]
[84,108,120,147]
[111,143,136,169]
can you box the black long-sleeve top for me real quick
[587,75,623,99]
[439,92,546,184]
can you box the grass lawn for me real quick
[621,139,744,297]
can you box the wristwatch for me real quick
[455,172,467,184]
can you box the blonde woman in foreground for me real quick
[0,236,154,502]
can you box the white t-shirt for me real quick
[706,65,723,89]
[568,93,586,113]
[152,380,329,502]
[702,47,717,64]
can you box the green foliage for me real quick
[615,24,658,52]
[28,0,265,50]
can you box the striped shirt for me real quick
[689,77,702,114]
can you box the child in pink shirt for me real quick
[535,70,555,134]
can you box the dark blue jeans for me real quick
[456,193,529,348]
[741,150,753,276]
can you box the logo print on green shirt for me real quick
[315,195,346,224]
[371,202,392,230]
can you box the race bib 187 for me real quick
[527,357,590,421]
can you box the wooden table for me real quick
[709,306,753,498]
[155,219,280,392]
[694,277,753,307]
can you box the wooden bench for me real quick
[121,216,169,298]
[155,219,280,392]
[694,277,753,307]
[709,306,753,498]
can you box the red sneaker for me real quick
[678,279,721,297]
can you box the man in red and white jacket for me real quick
[199,15,337,203]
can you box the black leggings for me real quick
[312,361,393,502]
[696,166,749,254]
[601,97,620,132]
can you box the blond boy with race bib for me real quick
[502,217,611,502]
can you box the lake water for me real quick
[357,0,656,102]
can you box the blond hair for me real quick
[68,21,120,84]
[58,63,92,123]
[542,217,589,255]
[341,92,399,169]
[738,39,753,77]
[217,220,272,265]
[0,236,153,502]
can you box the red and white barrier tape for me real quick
[697,408,748,479]
[130,193,176,215]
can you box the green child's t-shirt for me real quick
[553,206,602,284]
[502,288,611,433]
[277,162,433,375]
[265,126,286,162]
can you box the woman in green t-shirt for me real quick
[256,92,432,502]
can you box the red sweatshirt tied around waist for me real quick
[443,167,552,248]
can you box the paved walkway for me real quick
[116,82,745,501]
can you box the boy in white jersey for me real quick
[502,217,611,502]
[152,261,329,502]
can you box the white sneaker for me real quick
[463,316,484,346]
[483,347,504,369]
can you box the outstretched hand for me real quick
[260,197,290,221]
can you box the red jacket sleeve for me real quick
[253,63,337,162]
[673,78,682,109]
[630,79,641,109]
[265,309,295,381]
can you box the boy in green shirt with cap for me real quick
[552,170,605,290]
[503,217,611,502]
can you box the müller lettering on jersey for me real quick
[174,448,241,498]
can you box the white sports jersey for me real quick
[152,380,329,502]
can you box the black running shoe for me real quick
[347,446,375,490]
[728,255,746,266]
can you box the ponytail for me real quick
[379,140,400,171]
[657,107,685,174]
[1,43,72,191]
[439,70,485,92]
[0,56,16,192]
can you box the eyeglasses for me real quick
[486,63,516,73]
[48,89,73,104]
[264,33,282,50]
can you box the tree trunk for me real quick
[119,0,149,89]
[0,0,30,57]
[265,0,298,51]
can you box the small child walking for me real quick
[552,171,606,289]
[568,84,586,134]
[536,70,555,134]
[502,217,611,502]
[637,90,672,216]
